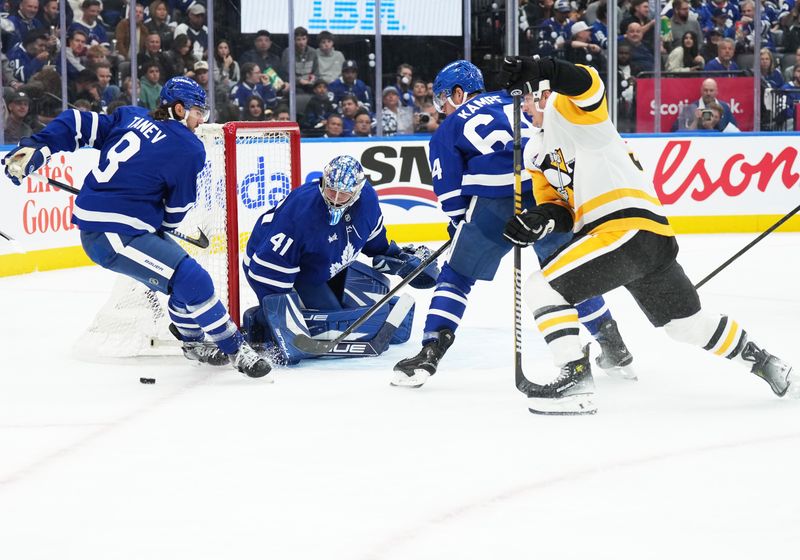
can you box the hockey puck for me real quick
[139,377,156,384]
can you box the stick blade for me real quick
[293,334,335,355]
[195,230,210,249]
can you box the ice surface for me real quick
[1,233,799,559]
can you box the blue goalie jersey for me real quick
[28,106,205,235]
[244,179,391,303]
[429,90,533,228]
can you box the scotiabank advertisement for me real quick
[636,77,755,132]
[1,133,799,276]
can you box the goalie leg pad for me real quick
[293,276,343,310]
[261,292,314,365]
[303,296,415,344]
[340,261,390,308]
[258,292,416,364]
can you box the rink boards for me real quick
[1,132,799,277]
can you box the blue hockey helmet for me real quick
[159,76,210,122]
[432,60,485,113]
[320,155,366,226]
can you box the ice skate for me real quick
[594,319,636,380]
[232,342,273,380]
[391,329,455,388]
[740,341,794,397]
[527,346,597,415]
[181,341,231,366]
[170,323,230,366]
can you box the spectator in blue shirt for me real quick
[704,37,740,74]
[622,21,654,73]
[68,0,109,46]
[231,62,278,117]
[8,0,45,48]
[327,60,373,110]
[7,28,50,83]
[338,93,361,136]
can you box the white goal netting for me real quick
[73,122,300,360]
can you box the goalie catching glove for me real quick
[372,241,439,289]
[1,140,51,186]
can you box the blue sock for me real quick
[575,296,612,338]
[422,263,474,343]
[170,258,243,355]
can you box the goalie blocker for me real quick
[242,261,416,364]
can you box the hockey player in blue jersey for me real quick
[240,155,439,365]
[1,77,272,379]
[391,60,635,388]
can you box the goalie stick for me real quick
[313,294,415,358]
[293,240,452,355]
[32,174,210,249]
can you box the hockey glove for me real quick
[503,208,555,247]
[499,56,544,96]
[373,242,440,289]
[1,141,51,186]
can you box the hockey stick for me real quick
[293,240,452,355]
[33,175,210,249]
[694,201,800,290]
[317,294,415,358]
[0,228,25,254]
[511,91,535,395]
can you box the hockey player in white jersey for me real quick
[1,77,272,379]
[501,56,796,414]
[392,60,635,389]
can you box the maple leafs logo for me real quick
[329,241,358,277]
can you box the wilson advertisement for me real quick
[1,133,799,276]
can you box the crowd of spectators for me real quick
[5,0,800,140]
[519,0,800,130]
[1,0,442,142]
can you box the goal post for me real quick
[219,121,302,326]
[73,121,301,360]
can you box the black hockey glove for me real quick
[499,56,543,96]
[503,208,555,247]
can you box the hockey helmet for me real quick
[432,60,485,113]
[320,155,367,226]
[159,76,210,122]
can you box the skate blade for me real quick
[390,369,430,388]
[785,367,799,399]
[527,393,597,415]
[600,364,638,381]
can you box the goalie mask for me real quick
[320,155,367,226]
[432,60,485,113]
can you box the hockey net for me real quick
[73,122,301,359]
